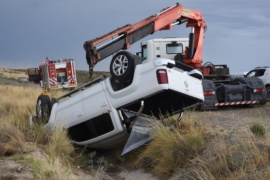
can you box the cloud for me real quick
[0,0,269,72]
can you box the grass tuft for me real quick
[250,122,266,137]
[13,153,74,180]
[0,127,26,155]
[27,123,50,145]
[46,127,74,160]
[188,133,270,179]
[134,115,206,178]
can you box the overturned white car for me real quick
[35,51,204,155]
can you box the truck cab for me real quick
[141,38,189,63]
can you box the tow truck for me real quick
[83,3,266,110]
[33,3,265,155]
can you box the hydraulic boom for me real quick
[84,3,206,77]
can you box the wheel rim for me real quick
[37,99,42,119]
[112,55,128,76]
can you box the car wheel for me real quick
[36,95,51,124]
[110,51,136,83]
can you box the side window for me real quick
[255,69,265,77]
[166,43,183,54]
[68,113,114,142]
[246,71,256,77]
[142,45,147,61]
[246,69,265,77]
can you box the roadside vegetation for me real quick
[0,70,270,179]
[132,115,206,179]
[0,68,27,80]
[0,85,99,179]
[121,108,270,179]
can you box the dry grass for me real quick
[12,153,74,180]
[132,112,207,178]
[46,127,74,160]
[188,135,270,180]
[172,111,270,180]
[0,127,26,155]
[0,70,111,179]
[0,85,40,130]
[0,84,85,179]
[123,108,270,180]
[250,122,267,137]
[0,69,27,80]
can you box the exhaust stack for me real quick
[188,27,195,59]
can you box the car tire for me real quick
[110,51,136,83]
[36,95,51,124]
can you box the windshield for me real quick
[166,43,183,54]
[246,69,265,77]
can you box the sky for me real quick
[0,0,269,74]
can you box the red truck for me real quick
[27,57,77,90]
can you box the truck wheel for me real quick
[36,95,51,124]
[110,51,136,83]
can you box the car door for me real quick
[54,92,84,128]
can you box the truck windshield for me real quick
[166,43,183,54]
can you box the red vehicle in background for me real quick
[27,57,77,90]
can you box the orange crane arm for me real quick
[84,3,206,70]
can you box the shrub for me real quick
[0,127,26,155]
[188,135,269,179]
[46,127,74,160]
[250,122,266,137]
[134,117,205,178]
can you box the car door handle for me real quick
[77,113,83,118]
